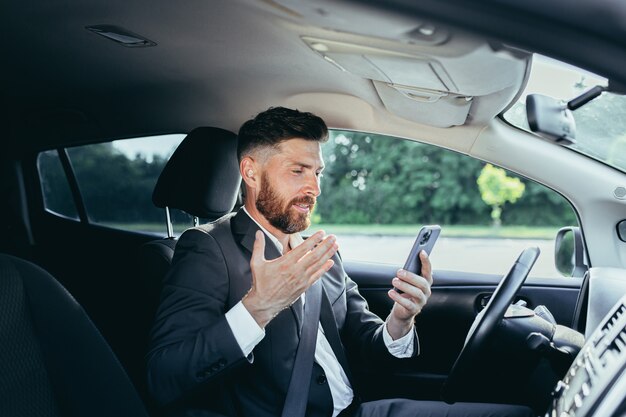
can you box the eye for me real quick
[316,172,324,178]
[292,169,303,175]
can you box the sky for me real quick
[523,55,607,99]
[111,134,185,162]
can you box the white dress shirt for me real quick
[224,208,415,417]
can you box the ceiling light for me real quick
[86,25,156,48]
[311,42,329,52]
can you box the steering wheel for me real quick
[441,247,540,403]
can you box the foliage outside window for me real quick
[311,131,578,278]
[39,135,187,234]
[477,164,525,227]
[316,131,575,227]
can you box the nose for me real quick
[304,173,321,197]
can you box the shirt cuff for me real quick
[382,319,415,358]
[225,301,265,357]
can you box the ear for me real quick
[240,157,258,189]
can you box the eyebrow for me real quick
[288,161,325,171]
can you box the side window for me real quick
[314,130,579,278]
[37,150,79,220]
[37,134,187,234]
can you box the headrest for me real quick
[152,127,241,219]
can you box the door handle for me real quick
[475,293,529,312]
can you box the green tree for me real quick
[318,131,489,225]
[477,164,526,226]
[66,143,167,223]
[317,130,573,227]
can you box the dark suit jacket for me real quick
[147,209,417,417]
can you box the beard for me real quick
[256,172,316,234]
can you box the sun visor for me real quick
[322,52,453,92]
[374,82,472,127]
[303,37,529,127]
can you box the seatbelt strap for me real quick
[319,287,354,386]
[281,279,322,417]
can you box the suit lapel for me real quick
[232,208,303,330]
[232,208,282,260]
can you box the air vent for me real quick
[594,304,626,346]
[548,296,626,417]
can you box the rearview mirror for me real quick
[554,227,587,277]
[618,220,626,242]
[526,94,576,145]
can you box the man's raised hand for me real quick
[242,230,338,328]
[386,250,433,340]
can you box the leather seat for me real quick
[0,253,149,417]
[139,127,241,330]
[136,127,241,415]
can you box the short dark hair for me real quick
[237,107,329,161]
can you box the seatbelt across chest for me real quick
[281,279,322,417]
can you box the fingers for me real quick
[388,288,423,315]
[390,267,431,317]
[305,238,338,273]
[286,230,327,259]
[419,250,433,284]
[250,230,267,267]
[294,233,338,271]
[393,269,431,298]
[307,259,335,286]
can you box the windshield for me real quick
[503,55,626,173]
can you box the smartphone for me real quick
[395,225,441,292]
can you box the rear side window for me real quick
[37,134,186,233]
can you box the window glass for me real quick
[311,130,579,278]
[37,150,79,220]
[65,134,185,233]
[170,208,211,236]
[502,54,626,174]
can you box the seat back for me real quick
[0,253,149,417]
[136,127,240,413]
[139,127,241,325]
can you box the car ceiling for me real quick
[2,0,624,156]
[1,0,533,154]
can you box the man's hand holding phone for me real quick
[398,225,440,286]
[386,226,439,340]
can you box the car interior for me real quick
[2,1,626,417]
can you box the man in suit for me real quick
[147,107,534,417]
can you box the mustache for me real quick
[290,195,316,206]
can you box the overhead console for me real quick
[262,0,531,128]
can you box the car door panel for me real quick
[344,260,581,400]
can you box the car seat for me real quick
[138,126,241,334]
[0,253,149,417]
[136,127,241,415]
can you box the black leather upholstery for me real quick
[140,126,241,312]
[152,127,241,219]
[139,126,241,349]
[0,253,149,417]
[139,238,178,330]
